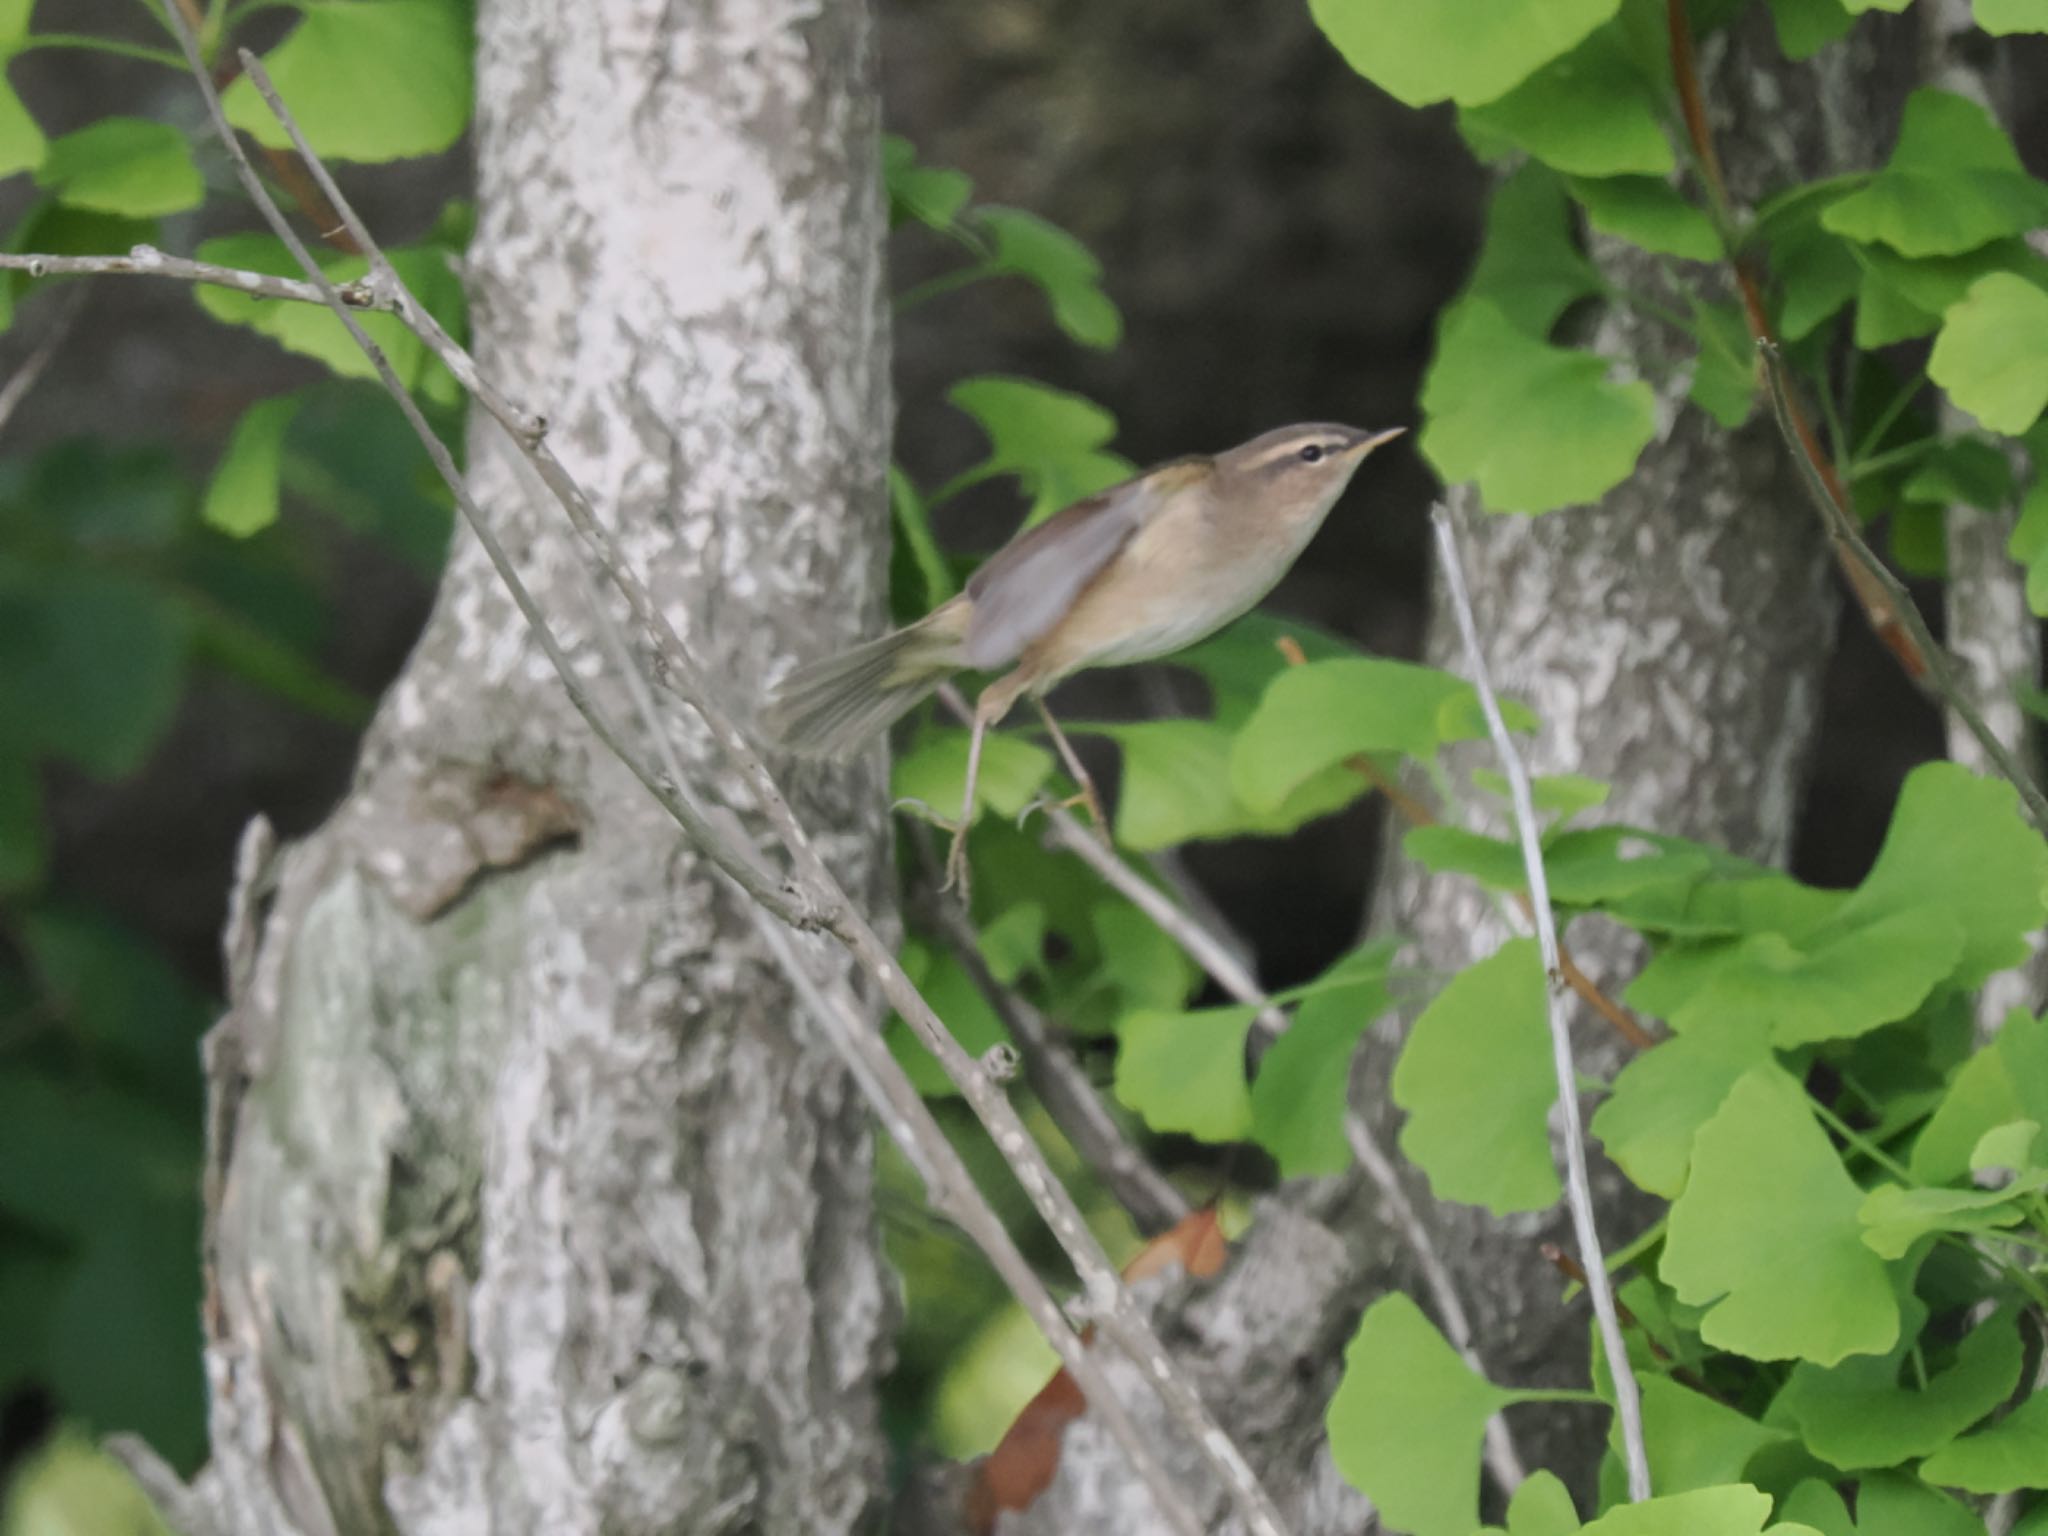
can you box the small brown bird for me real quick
[765,421,1405,891]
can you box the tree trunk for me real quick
[176,3,896,1532]
[1004,14,1904,1529]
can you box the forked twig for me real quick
[1431,502,1651,1503]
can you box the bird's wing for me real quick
[960,460,1205,671]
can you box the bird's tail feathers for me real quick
[763,604,967,759]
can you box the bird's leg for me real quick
[1034,697,1111,845]
[946,676,1027,899]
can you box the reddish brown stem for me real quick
[1274,636,1654,1049]
[1541,1243,1725,1400]
[1664,0,1930,681]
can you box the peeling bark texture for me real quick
[181,4,897,1534]
[1005,17,1910,1530]
[1921,0,2048,1025]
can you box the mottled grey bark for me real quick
[173,3,897,1533]
[1006,15,1904,1530]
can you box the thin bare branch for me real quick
[920,885,1192,1236]
[1430,502,1651,1503]
[1760,343,2048,837]
[0,282,90,439]
[0,249,381,309]
[158,19,1291,1533]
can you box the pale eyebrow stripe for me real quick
[1242,436,1328,471]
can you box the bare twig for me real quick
[1761,343,2048,836]
[921,886,1192,1236]
[147,18,1288,1533]
[0,249,381,309]
[1664,0,1932,683]
[0,282,90,438]
[1430,502,1650,1503]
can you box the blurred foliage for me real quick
[0,0,465,1512]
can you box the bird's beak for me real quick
[1344,426,1407,457]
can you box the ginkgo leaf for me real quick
[1662,1067,1899,1364]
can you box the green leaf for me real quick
[1764,193,1864,341]
[1471,769,1611,821]
[1837,761,2048,990]
[0,75,45,179]
[1460,25,1670,177]
[1821,90,2048,258]
[1230,656,1516,814]
[1591,1014,1774,1196]
[1168,612,1358,729]
[1662,1067,1899,1364]
[1690,299,1759,429]
[882,135,973,231]
[193,233,464,397]
[1113,1004,1256,1142]
[1777,1482,1855,1536]
[1461,165,1604,335]
[1421,298,1656,514]
[971,207,1122,350]
[1577,1484,1773,1536]
[1325,1293,1514,1536]
[1857,1180,2040,1259]
[1404,824,1715,910]
[1569,175,1721,260]
[1391,939,1559,1214]
[891,728,1052,824]
[0,564,190,779]
[1106,718,1363,851]
[1766,0,1855,57]
[1504,1471,1580,1536]
[1250,973,1394,1178]
[1628,916,1962,1048]
[1900,437,2014,512]
[202,396,301,537]
[2016,467,2048,617]
[945,375,1133,524]
[1929,273,2048,434]
[1778,1306,2023,1470]
[883,940,1009,1098]
[1970,1118,2041,1172]
[889,465,955,611]
[1090,903,1198,1012]
[1308,0,1622,108]
[1912,1011,2048,1183]
[1919,1389,2048,1493]
[1630,1374,1796,1494]
[1854,1473,1988,1536]
[223,0,474,163]
[35,118,202,218]
[1975,0,2048,32]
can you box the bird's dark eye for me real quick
[1298,444,1325,464]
